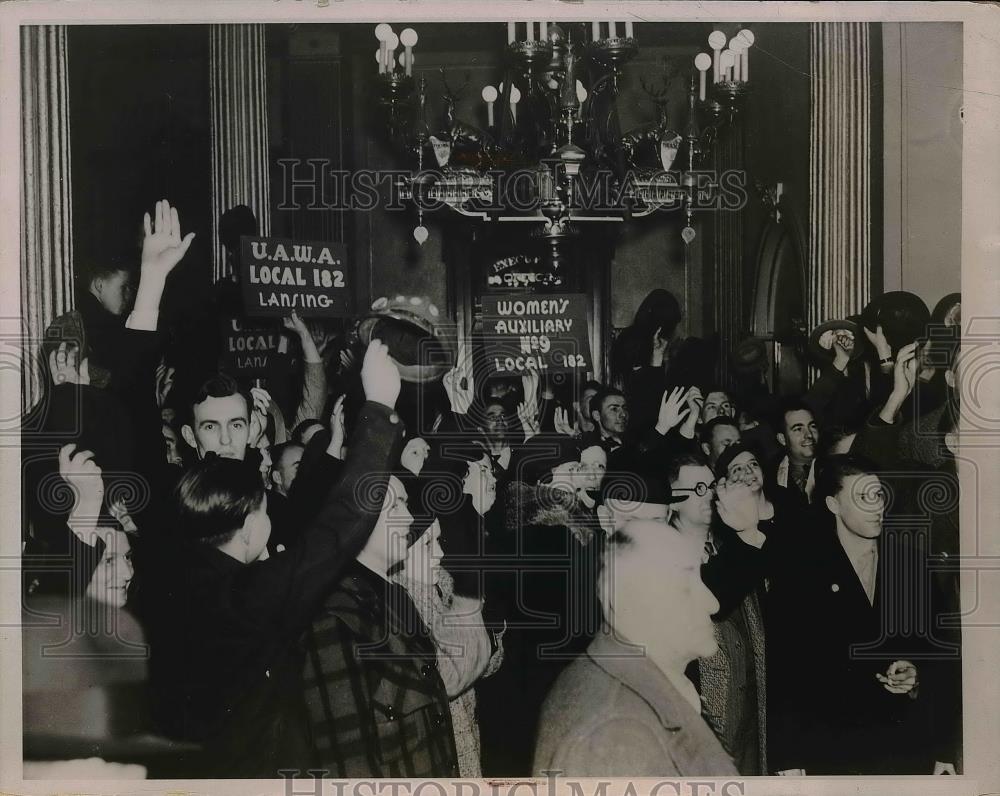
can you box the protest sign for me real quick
[480,293,592,374]
[219,317,292,382]
[240,236,352,318]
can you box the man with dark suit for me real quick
[134,340,404,777]
[765,454,942,775]
[533,513,738,777]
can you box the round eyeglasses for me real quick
[673,480,717,497]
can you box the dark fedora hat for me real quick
[861,291,930,353]
[807,318,864,365]
[729,337,768,375]
[354,295,456,383]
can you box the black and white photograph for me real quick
[1,1,998,793]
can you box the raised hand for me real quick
[679,386,703,437]
[247,387,273,448]
[517,400,540,440]
[59,443,104,500]
[155,359,176,408]
[715,477,760,534]
[282,310,309,338]
[863,323,893,365]
[521,368,540,415]
[650,326,668,366]
[49,342,90,386]
[553,406,576,437]
[892,342,919,399]
[141,199,195,279]
[327,394,347,459]
[362,339,401,409]
[442,339,474,415]
[832,330,854,371]
[655,386,690,435]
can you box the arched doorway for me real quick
[751,210,808,396]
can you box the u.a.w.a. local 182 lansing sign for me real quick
[240,236,352,318]
[480,293,592,374]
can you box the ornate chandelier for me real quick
[374,21,755,263]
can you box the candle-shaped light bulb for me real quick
[482,85,498,127]
[508,21,516,45]
[400,28,417,77]
[592,21,600,41]
[708,30,727,83]
[625,21,634,39]
[540,21,548,40]
[375,23,391,75]
[526,21,534,41]
[608,21,617,39]
[576,79,588,104]
[720,49,735,83]
[737,29,754,82]
[694,52,712,102]
[510,85,521,124]
[729,37,743,82]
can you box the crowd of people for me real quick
[21,199,963,779]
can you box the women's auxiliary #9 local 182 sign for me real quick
[480,293,592,374]
[240,236,352,317]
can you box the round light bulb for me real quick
[374,23,392,42]
[413,225,429,245]
[729,36,745,52]
[398,52,412,67]
[482,85,498,103]
[375,48,382,64]
[720,49,736,69]
[386,31,399,51]
[738,29,755,47]
[510,85,522,104]
[708,30,727,50]
[575,79,587,104]
[400,28,418,47]
[694,52,712,71]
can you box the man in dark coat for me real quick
[765,455,942,775]
[132,341,403,778]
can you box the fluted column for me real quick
[808,23,872,335]
[209,24,271,282]
[21,26,74,411]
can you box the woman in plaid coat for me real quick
[303,474,460,778]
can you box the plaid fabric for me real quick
[303,564,459,778]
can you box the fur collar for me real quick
[504,482,597,545]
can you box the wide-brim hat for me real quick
[354,295,455,383]
[808,319,864,365]
[930,292,961,328]
[730,337,768,374]
[599,470,689,506]
[861,291,930,353]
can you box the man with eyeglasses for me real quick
[664,452,770,775]
[766,454,941,776]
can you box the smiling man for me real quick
[773,397,819,499]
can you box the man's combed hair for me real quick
[180,373,251,430]
[589,386,625,417]
[665,451,710,487]
[699,415,741,446]
[81,258,134,286]
[174,455,265,546]
[812,453,879,508]
[773,396,815,434]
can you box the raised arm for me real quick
[240,340,404,631]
